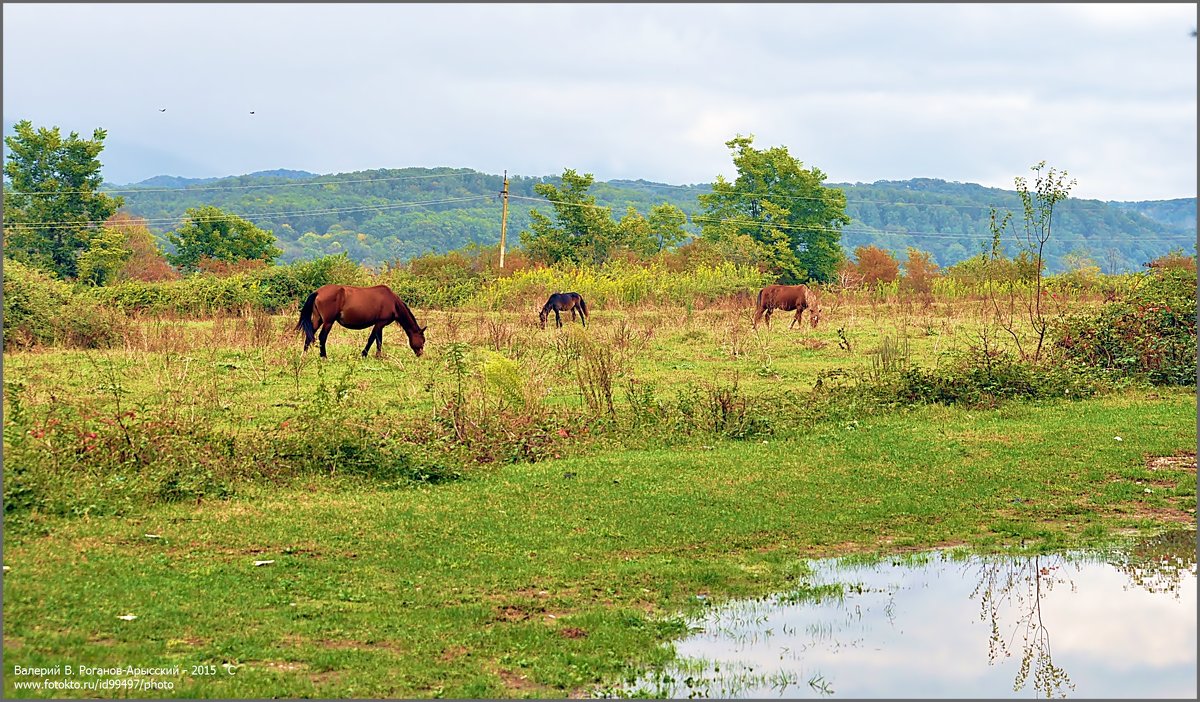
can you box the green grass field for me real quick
[3,297,1195,698]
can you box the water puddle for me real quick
[610,530,1196,699]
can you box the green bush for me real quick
[1,376,458,532]
[381,271,482,309]
[83,255,369,316]
[2,258,74,347]
[86,279,179,314]
[1052,269,1196,386]
[475,261,771,310]
[53,297,130,349]
[256,253,368,311]
[892,352,1105,407]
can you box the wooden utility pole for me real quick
[498,170,510,269]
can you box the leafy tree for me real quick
[109,214,179,282]
[900,247,940,295]
[697,135,850,283]
[611,203,689,258]
[76,213,179,285]
[2,120,124,278]
[166,206,282,271]
[647,203,689,252]
[991,161,1074,361]
[845,244,900,285]
[519,169,619,265]
[77,228,133,286]
[615,207,658,257]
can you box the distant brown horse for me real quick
[296,284,426,358]
[752,284,822,330]
[539,292,589,329]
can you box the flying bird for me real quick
[249,111,256,115]
[159,108,166,112]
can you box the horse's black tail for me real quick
[577,295,588,326]
[296,291,318,348]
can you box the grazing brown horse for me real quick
[539,292,589,329]
[752,284,822,330]
[296,284,426,358]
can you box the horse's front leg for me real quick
[555,310,563,328]
[790,308,802,330]
[362,324,384,357]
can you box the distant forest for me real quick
[110,168,1197,274]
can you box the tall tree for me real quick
[647,203,689,253]
[166,205,282,271]
[77,228,133,286]
[900,246,940,295]
[519,169,618,266]
[3,120,124,278]
[697,135,849,283]
[86,212,179,283]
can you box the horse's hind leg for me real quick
[318,321,335,358]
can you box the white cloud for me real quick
[3,3,1195,199]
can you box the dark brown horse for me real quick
[539,292,589,329]
[296,284,426,358]
[752,284,822,330]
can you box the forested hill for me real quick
[111,168,1195,274]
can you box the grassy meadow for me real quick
[2,285,1196,698]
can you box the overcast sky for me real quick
[3,3,1196,201]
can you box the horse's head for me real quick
[408,325,427,356]
[538,310,549,329]
[805,288,822,328]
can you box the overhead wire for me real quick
[5,168,1175,218]
[508,194,1196,243]
[597,177,1169,214]
[3,195,493,230]
[4,182,1192,245]
[4,169,489,196]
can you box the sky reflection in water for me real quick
[620,530,1196,699]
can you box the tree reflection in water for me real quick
[971,553,1075,697]
[611,529,1196,699]
[970,529,1196,699]
[1107,528,1197,597]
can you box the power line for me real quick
[9,168,1179,219]
[3,195,492,230]
[510,194,1195,244]
[5,188,1191,247]
[598,177,1192,216]
[4,169,488,196]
